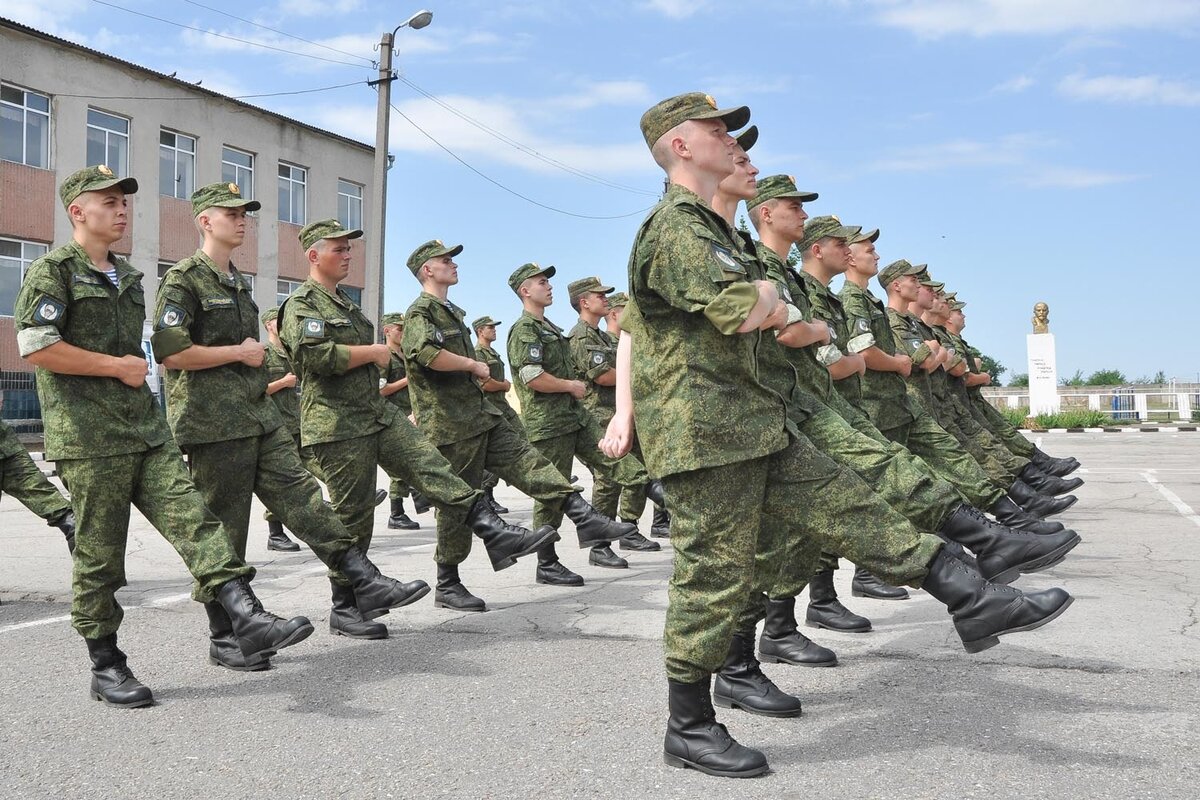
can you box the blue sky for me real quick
[4,0,1199,383]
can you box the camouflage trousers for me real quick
[1,449,71,523]
[310,418,479,585]
[931,392,1027,484]
[531,417,648,531]
[585,404,650,523]
[662,434,942,683]
[970,393,1037,459]
[56,443,253,639]
[481,398,525,492]
[263,432,324,523]
[881,407,1006,510]
[186,427,357,577]
[434,418,577,565]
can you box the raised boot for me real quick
[329,580,388,639]
[85,634,154,708]
[466,496,560,571]
[1020,463,1084,496]
[921,547,1074,653]
[618,522,661,552]
[484,487,509,515]
[434,563,487,612]
[387,497,419,530]
[410,490,432,515]
[989,495,1067,534]
[940,539,980,571]
[534,543,584,586]
[50,510,76,554]
[204,601,270,671]
[216,576,314,660]
[1009,480,1078,518]
[1032,447,1080,476]
[650,505,672,539]
[758,597,837,667]
[806,569,871,633]
[714,632,803,718]
[338,545,430,618]
[663,676,770,778]
[851,566,910,600]
[374,488,388,506]
[266,520,300,552]
[939,504,1081,584]
[588,544,628,569]
[562,492,637,548]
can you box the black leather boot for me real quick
[989,495,1066,534]
[85,634,154,708]
[204,601,270,671]
[484,487,509,515]
[650,505,671,539]
[216,577,314,660]
[645,479,667,508]
[266,520,300,552]
[562,492,638,548]
[1020,463,1084,496]
[664,676,770,778]
[1009,479,1078,517]
[714,632,804,717]
[921,547,1074,653]
[939,504,1080,584]
[534,544,584,586]
[387,497,419,530]
[338,545,430,618]
[466,497,560,571]
[806,569,871,632]
[758,597,837,667]
[374,488,388,506]
[618,522,661,552]
[434,563,487,612]
[50,510,76,554]
[851,566,910,600]
[329,580,388,639]
[588,544,628,568]
[411,490,432,515]
[940,539,979,570]
[1032,447,1080,476]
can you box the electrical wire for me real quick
[179,0,375,65]
[52,80,366,101]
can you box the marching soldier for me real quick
[379,312,421,530]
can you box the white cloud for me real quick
[548,80,654,111]
[271,0,363,17]
[992,75,1035,94]
[1018,167,1141,188]
[872,0,1200,38]
[869,133,1051,172]
[1058,72,1200,107]
[642,0,713,20]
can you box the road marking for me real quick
[1142,471,1200,529]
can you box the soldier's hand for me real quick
[114,354,149,387]
[600,412,635,458]
[370,344,392,368]
[471,361,491,381]
[896,356,912,378]
[279,372,298,388]
[566,380,587,400]
[238,337,267,368]
[753,279,780,302]
[924,338,942,353]
[849,353,867,376]
[765,299,789,331]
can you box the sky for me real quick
[3,0,1199,383]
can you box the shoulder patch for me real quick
[527,343,543,363]
[434,328,444,344]
[303,318,326,338]
[855,318,871,333]
[711,243,745,273]
[33,296,66,325]
[159,303,186,328]
[591,351,605,366]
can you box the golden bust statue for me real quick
[1031,302,1050,334]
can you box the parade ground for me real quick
[1,432,1197,800]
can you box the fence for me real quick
[982,386,1200,422]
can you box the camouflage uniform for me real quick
[952,327,1038,459]
[0,419,72,524]
[473,328,521,494]
[381,347,414,502]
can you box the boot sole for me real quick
[713,693,803,718]
[329,625,389,640]
[208,654,271,672]
[244,622,314,660]
[805,620,872,633]
[490,528,561,572]
[759,652,838,667]
[982,535,1082,585]
[1041,496,1079,517]
[663,752,770,778]
[588,560,629,569]
[535,573,585,587]
[387,522,420,530]
[433,597,488,613]
[266,543,301,552]
[851,588,910,600]
[361,583,432,620]
[90,690,154,708]
[619,543,662,552]
[962,595,1075,653]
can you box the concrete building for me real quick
[1,17,378,424]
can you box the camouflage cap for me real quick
[471,315,501,331]
[260,306,280,324]
[380,312,405,327]
[950,300,967,311]
[192,181,261,216]
[607,291,630,308]
[877,259,923,290]
[734,125,758,152]
[798,215,861,252]
[507,262,556,295]
[406,239,464,275]
[942,291,958,303]
[849,227,880,245]
[59,165,138,210]
[567,276,615,302]
[299,218,363,251]
[746,174,819,213]
[639,92,750,149]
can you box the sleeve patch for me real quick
[711,244,745,274]
[434,329,444,344]
[855,318,871,333]
[159,303,186,328]
[527,343,543,362]
[32,296,66,325]
[303,318,327,338]
[591,351,605,365]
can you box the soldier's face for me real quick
[71,188,128,243]
[605,308,623,331]
[523,275,553,307]
[423,255,458,286]
[896,274,920,302]
[682,119,737,177]
[820,238,851,273]
[718,152,759,200]
[315,237,352,282]
[264,319,278,337]
[770,199,807,242]
[202,206,247,247]
[848,242,879,275]
[915,285,936,310]
[580,291,610,314]
[384,324,403,346]
[478,324,496,343]
[950,310,965,329]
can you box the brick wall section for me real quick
[158,196,199,264]
[1,162,55,243]
[277,222,307,281]
[0,318,26,373]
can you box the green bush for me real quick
[1032,409,1112,429]
[1008,373,1029,387]
[1001,406,1029,427]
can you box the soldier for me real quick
[601,94,1075,777]
[278,220,577,611]
[259,306,302,552]
[566,276,660,553]
[15,166,313,707]
[507,262,652,578]
[0,394,75,553]
[471,315,517,513]
[153,182,433,654]
[402,239,631,608]
[379,312,420,530]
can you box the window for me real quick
[1,83,50,168]
[86,108,130,176]
[341,286,363,306]
[337,180,363,230]
[159,130,196,199]
[277,279,303,306]
[157,261,174,279]
[278,163,306,225]
[1,238,49,316]
[239,273,255,293]
[222,146,254,199]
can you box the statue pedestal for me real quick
[1026,333,1060,415]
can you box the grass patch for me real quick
[1031,410,1113,429]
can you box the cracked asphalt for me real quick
[1,432,1197,799]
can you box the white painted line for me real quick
[1142,471,1200,530]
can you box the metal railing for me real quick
[982,387,1199,422]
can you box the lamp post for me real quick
[370,9,433,336]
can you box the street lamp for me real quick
[369,9,433,336]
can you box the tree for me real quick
[1008,373,1029,387]
[1086,368,1126,386]
[978,354,1006,381]
[1061,370,1085,387]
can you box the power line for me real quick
[390,103,656,221]
[53,79,365,101]
[90,0,366,68]
[179,0,375,65]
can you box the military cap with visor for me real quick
[607,291,630,308]
[849,227,880,244]
[471,315,501,331]
[59,165,138,210]
[567,276,615,302]
[798,215,861,252]
[639,92,750,149]
[877,258,923,290]
[299,218,362,251]
[507,262,556,295]
[406,239,463,275]
[380,312,405,326]
[191,181,261,216]
[747,174,819,213]
[734,125,758,152]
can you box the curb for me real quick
[1019,427,1199,433]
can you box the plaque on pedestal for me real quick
[1027,333,1059,416]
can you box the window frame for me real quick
[276,278,303,307]
[277,162,307,225]
[159,128,197,200]
[222,145,255,200]
[0,236,50,318]
[337,179,364,231]
[1,82,51,169]
[86,107,131,176]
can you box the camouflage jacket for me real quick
[622,184,791,477]
[279,278,395,446]
[264,345,301,437]
[14,242,169,460]
[403,292,501,447]
[798,270,863,410]
[839,280,919,431]
[566,319,617,418]
[473,344,515,413]
[383,349,412,415]
[507,311,589,443]
[0,420,25,459]
[151,250,280,447]
[888,309,940,410]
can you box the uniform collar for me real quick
[306,278,353,310]
[194,249,245,289]
[65,240,141,287]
